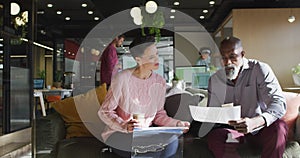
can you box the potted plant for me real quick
[171,73,185,90]
[292,64,300,86]
[37,70,46,88]
[37,70,46,79]
[53,70,63,88]
[140,7,165,42]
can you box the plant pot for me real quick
[292,74,300,86]
[53,82,62,88]
[172,80,185,90]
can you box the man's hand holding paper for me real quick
[228,116,266,134]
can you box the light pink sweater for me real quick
[98,69,179,141]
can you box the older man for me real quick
[206,36,287,158]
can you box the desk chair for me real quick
[45,95,61,110]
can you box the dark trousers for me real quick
[206,119,288,158]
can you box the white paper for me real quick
[189,105,241,124]
[132,127,184,154]
[134,126,188,132]
[226,133,239,143]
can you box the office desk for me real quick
[35,89,73,99]
[34,89,73,116]
[33,91,46,116]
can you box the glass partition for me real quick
[9,37,31,132]
[10,67,30,131]
[0,34,32,134]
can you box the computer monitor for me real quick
[34,78,44,89]
[192,72,211,89]
[175,66,207,84]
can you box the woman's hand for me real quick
[126,119,139,133]
[176,121,190,133]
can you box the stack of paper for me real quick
[189,105,241,124]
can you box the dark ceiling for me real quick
[36,0,300,40]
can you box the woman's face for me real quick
[137,44,159,70]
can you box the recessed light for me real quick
[203,9,208,13]
[37,10,44,15]
[94,17,99,21]
[40,30,46,35]
[47,3,53,8]
[171,9,176,13]
[170,15,175,19]
[57,11,62,15]
[88,11,93,14]
[81,3,87,7]
[200,16,205,19]
[173,2,179,6]
[145,1,158,14]
[209,1,215,5]
[288,15,296,23]
[65,17,71,20]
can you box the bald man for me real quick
[206,36,287,158]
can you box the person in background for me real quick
[98,36,190,157]
[196,47,211,68]
[206,36,287,158]
[100,35,125,88]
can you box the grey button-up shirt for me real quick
[207,58,286,127]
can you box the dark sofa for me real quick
[35,92,300,158]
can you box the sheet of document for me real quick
[189,105,241,124]
[132,127,185,154]
[134,126,188,131]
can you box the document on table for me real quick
[134,127,188,131]
[189,105,241,124]
[132,127,185,154]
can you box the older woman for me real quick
[98,36,190,157]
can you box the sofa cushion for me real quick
[36,111,66,151]
[185,87,208,107]
[281,92,300,141]
[52,84,107,138]
[236,140,300,158]
[164,93,202,122]
[283,141,300,158]
[54,137,111,158]
[295,114,300,142]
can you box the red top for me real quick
[100,43,118,85]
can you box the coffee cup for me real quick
[47,85,51,89]
[132,113,145,127]
[133,113,145,121]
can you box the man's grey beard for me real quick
[225,64,241,80]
